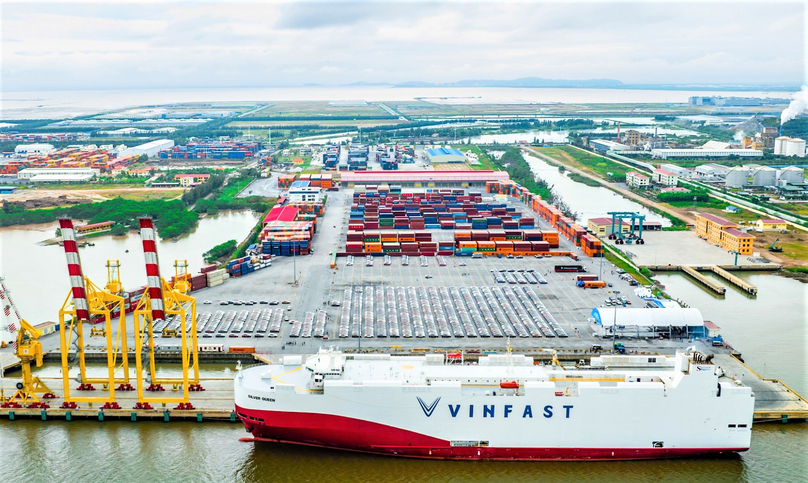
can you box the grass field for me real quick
[568,172,601,186]
[448,145,496,170]
[228,119,405,128]
[111,190,184,201]
[240,101,391,118]
[534,145,631,181]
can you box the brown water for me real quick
[0,210,259,325]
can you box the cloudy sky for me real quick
[1,1,805,91]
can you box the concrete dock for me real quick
[2,351,806,423]
[644,264,762,295]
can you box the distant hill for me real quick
[394,77,624,88]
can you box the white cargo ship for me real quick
[234,349,754,460]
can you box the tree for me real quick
[111,224,128,236]
[138,154,149,163]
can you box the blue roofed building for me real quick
[425,147,466,163]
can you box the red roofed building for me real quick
[263,205,299,224]
[626,171,650,188]
[695,212,755,254]
[755,219,787,231]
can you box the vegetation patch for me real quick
[204,239,238,263]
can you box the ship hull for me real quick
[236,405,747,461]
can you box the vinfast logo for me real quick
[416,397,441,417]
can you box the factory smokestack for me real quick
[780,86,808,125]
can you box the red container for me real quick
[201,264,217,274]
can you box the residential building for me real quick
[626,171,650,188]
[755,219,787,232]
[694,212,755,255]
[652,168,679,186]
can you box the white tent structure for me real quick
[591,307,706,339]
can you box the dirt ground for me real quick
[2,187,183,204]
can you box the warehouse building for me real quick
[659,163,693,178]
[425,147,466,163]
[652,147,763,159]
[17,167,99,183]
[587,217,629,236]
[120,139,174,159]
[589,139,629,153]
[340,170,510,188]
[15,143,55,157]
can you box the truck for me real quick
[613,342,626,354]
[711,336,724,347]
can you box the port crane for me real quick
[132,217,201,410]
[56,218,131,409]
[0,277,55,407]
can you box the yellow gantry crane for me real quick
[0,277,55,408]
[56,219,131,409]
[132,218,201,410]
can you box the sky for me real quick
[1,1,805,91]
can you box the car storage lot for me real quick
[189,187,652,352]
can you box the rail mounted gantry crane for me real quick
[56,218,131,409]
[132,217,201,410]
[0,277,55,408]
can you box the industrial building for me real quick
[724,166,750,188]
[425,147,466,163]
[589,139,629,153]
[694,213,755,255]
[777,166,805,184]
[120,139,175,159]
[14,143,55,157]
[774,137,806,158]
[652,168,678,186]
[659,163,693,178]
[751,166,777,187]
[695,164,730,179]
[625,171,650,188]
[340,170,510,188]
[652,147,763,159]
[16,167,99,183]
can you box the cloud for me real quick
[0,1,804,91]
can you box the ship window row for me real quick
[727,424,748,428]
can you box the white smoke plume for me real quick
[781,86,808,125]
